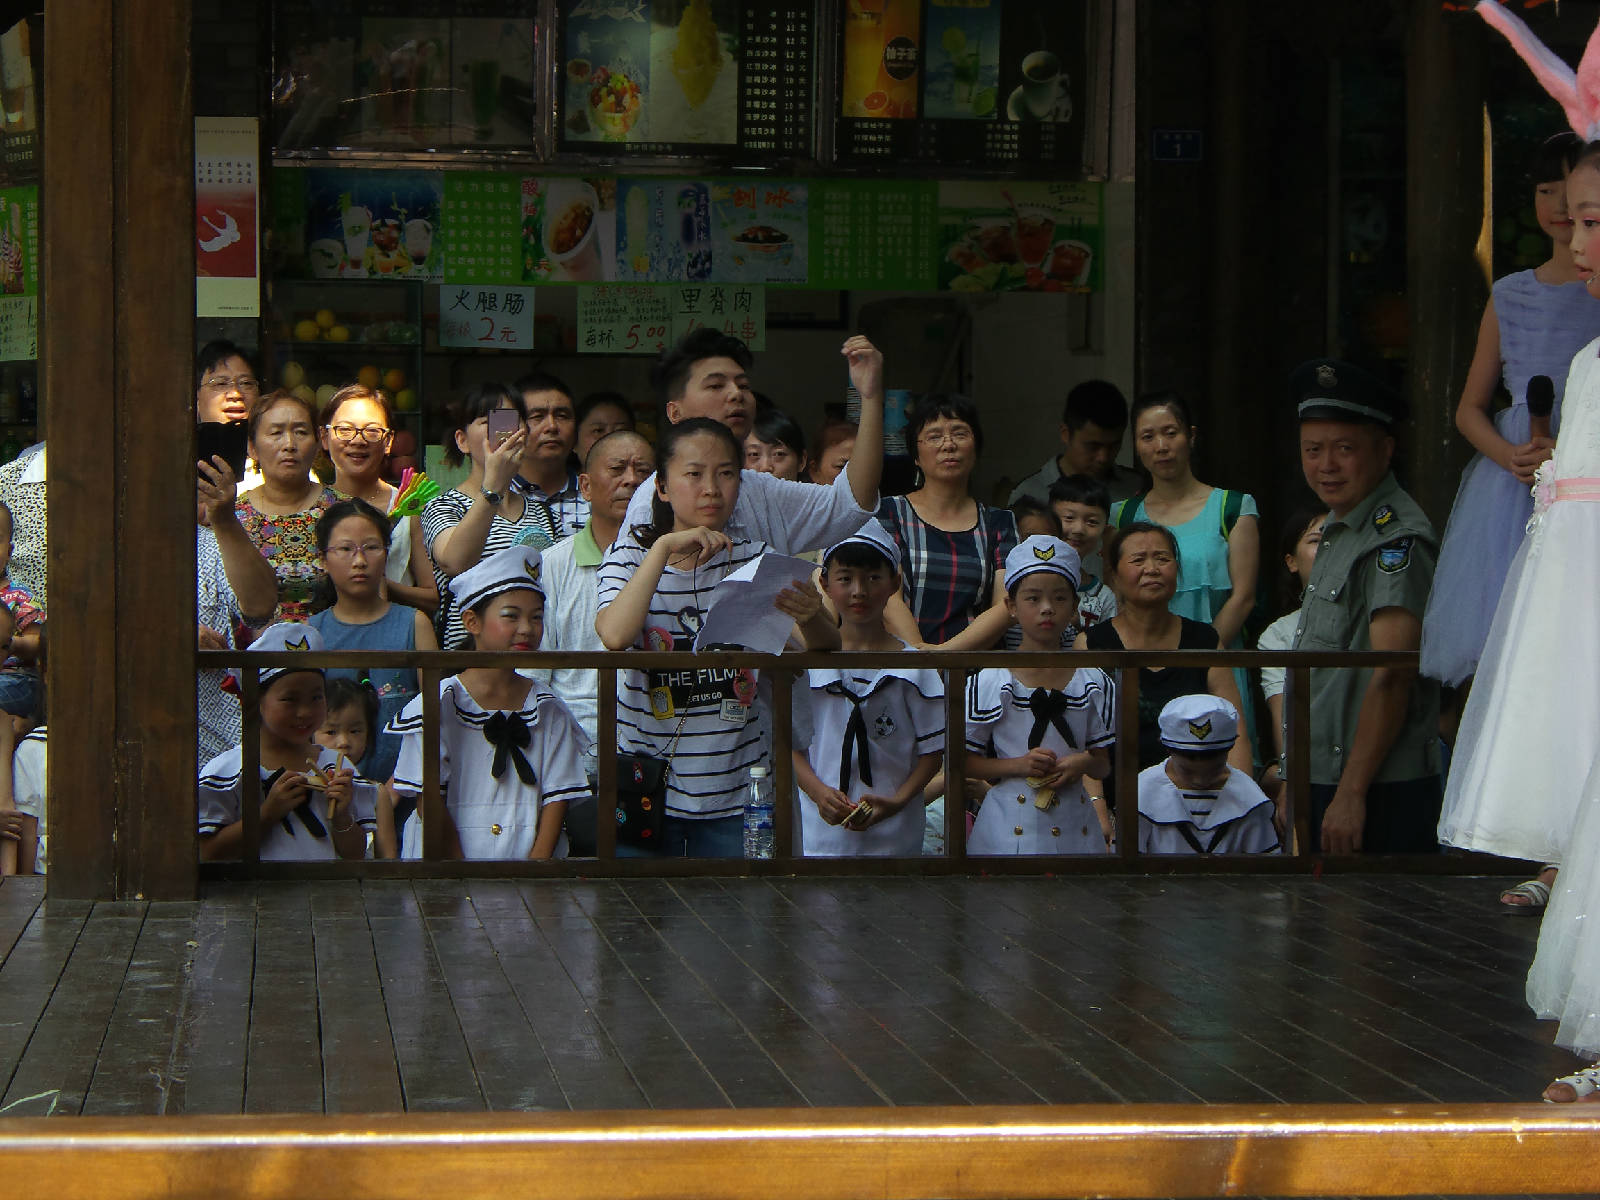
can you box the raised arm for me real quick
[842,336,885,512]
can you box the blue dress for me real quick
[1421,270,1600,686]
[308,604,419,783]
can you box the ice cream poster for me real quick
[936,181,1101,294]
[560,0,738,148]
[195,117,259,317]
[615,178,808,285]
[300,169,444,281]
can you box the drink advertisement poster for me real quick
[937,180,1100,293]
[195,117,259,317]
[559,0,739,148]
[272,169,444,281]
[615,179,808,285]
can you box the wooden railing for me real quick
[1,1103,1595,1197]
[195,647,1479,878]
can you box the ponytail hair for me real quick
[630,416,743,550]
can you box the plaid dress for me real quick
[876,495,1018,644]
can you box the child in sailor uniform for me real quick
[794,520,944,856]
[1137,694,1279,855]
[388,546,589,859]
[966,536,1116,855]
[198,623,376,861]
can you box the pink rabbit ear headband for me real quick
[1477,0,1600,140]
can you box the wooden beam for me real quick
[0,1105,1595,1198]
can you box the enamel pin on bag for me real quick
[613,753,668,847]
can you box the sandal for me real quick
[1544,1064,1600,1103]
[1500,878,1551,913]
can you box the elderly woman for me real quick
[877,393,1018,649]
[1080,521,1255,778]
[235,389,341,627]
[319,384,437,618]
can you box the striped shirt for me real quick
[597,526,769,820]
[877,495,1018,644]
[197,745,377,860]
[422,488,558,650]
[513,469,590,540]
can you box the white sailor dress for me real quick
[198,745,377,860]
[388,675,588,859]
[797,659,945,857]
[965,668,1116,855]
[1136,763,1280,855]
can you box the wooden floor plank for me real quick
[243,886,322,1114]
[162,888,256,1115]
[366,885,484,1112]
[0,899,90,1112]
[311,887,403,1115]
[0,876,44,963]
[2,902,144,1114]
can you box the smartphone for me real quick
[197,421,249,481]
[487,408,522,449]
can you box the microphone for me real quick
[1528,375,1555,443]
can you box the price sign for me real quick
[0,295,36,361]
[577,284,672,355]
[439,286,535,350]
[670,284,765,350]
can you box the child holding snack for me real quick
[1137,694,1279,855]
[198,623,374,861]
[388,546,589,860]
[966,535,1116,855]
[596,417,835,857]
[794,520,944,856]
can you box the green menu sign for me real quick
[442,173,522,286]
[810,180,939,291]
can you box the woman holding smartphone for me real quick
[422,382,556,649]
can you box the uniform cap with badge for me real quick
[449,544,545,612]
[1291,358,1404,427]
[1004,534,1081,592]
[822,518,900,572]
[228,622,326,691]
[1158,694,1240,753]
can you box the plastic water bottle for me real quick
[743,766,775,860]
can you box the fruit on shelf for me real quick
[290,384,316,406]
[314,308,337,330]
[390,429,417,456]
[315,383,338,408]
[280,361,307,390]
[357,364,382,390]
[293,318,321,342]
[326,324,351,343]
[394,387,418,412]
[382,367,406,393]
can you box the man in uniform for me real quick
[1292,358,1441,854]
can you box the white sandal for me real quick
[1545,1064,1600,1103]
[1500,876,1552,913]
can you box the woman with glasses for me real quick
[235,389,342,627]
[319,385,438,618]
[196,340,265,491]
[876,393,1019,648]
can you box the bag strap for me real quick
[1219,489,1244,540]
[1113,496,1144,530]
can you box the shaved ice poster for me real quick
[616,178,807,284]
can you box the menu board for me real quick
[834,0,1090,174]
[271,1,537,152]
[810,180,938,290]
[555,0,813,159]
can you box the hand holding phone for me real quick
[487,408,523,449]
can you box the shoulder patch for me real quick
[1372,504,1396,533]
[1376,537,1413,574]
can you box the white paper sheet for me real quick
[693,552,818,655]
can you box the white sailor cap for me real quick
[1158,694,1239,752]
[231,621,325,690]
[1004,534,1081,592]
[449,545,545,612]
[822,518,900,570]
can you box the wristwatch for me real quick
[481,486,504,506]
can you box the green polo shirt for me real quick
[1292,472,1440,786]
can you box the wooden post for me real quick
[44,0,197,899]
[943,669,967,861]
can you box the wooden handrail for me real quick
[0,1104,1593,1198]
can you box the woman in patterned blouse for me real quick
[878,394,1019,649]
[234,389,340,628]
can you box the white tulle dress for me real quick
[1528,752,1600,1056]
[1437,335,1600,864]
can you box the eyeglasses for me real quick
[329,423,391,444]
[917,428,975,448]
[325,541,386,560]
[201,375,260,393]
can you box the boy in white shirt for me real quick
[1137,695,1279,855]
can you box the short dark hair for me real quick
[1131,389,1195,431]
[650,327,753,408]
[1277,502,1327,612]
[319,383,394,430]
[1168,746,1231,766]
[315,497,393,554]
[442,382,526,467]
[1047,473,1112,516]
[323,676,380,737]
[632,417,744,549]
[1009,495,1062,535]
[196,339,256,389]
[823,540,898,575]
[576,390,635,427]
[1530,131,1585,186]
[513,371,574,402]
[1061,380,1128,432]
[246,388,318,443]
[1105,520,1181,573]
[905,392,984,456]
[750,405,805,457]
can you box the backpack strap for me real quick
[1219,489,1244,540]
[1113,495,1145,530]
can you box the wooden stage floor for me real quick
[0,873,1581,1118]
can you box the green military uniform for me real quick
[1293,471,1440,786]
